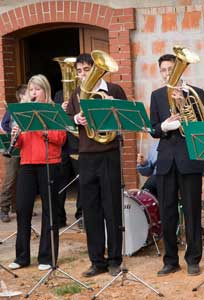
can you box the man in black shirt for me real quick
[67,53,127,277]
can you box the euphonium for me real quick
[53,56,78,102]
[80,50,118,144]
[167,45,204,136]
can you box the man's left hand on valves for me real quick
[61,101,68,112]
[74,112,88,126]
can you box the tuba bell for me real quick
[167,45,204,136]
[80,50,118,144]
[53,56,78,102]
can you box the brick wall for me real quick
[0,1,137,190]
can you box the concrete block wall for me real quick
[131,3,204,190]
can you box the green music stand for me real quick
[7,102,90,298]
[182,121,204,160]
[80,99,153,133]
[80,99,162,299]
[0,133,20,157]
[7,102,77,133]
[184,123,204,294]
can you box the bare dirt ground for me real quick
[1,197,204,300]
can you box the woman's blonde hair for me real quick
[27,74,52,103]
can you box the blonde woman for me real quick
[9,74,66,271]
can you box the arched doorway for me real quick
[0,2,137,189]
[14,25,109,99]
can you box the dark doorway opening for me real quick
[23,28,80,98]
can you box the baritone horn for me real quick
[167,45,204,136]
[80,50,118,144]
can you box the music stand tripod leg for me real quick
[0,226,40,245]
[0,263,18,278]
[192,280,204,292]
[152,234,161,256]
[59,216,83,236]
[58,175,83,236]
[92,133,164,299]
[24,133,91,298]
[0,231,17,244]
[31,225,40,238]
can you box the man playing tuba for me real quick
[150,50,204,277]
[65,52,127,277]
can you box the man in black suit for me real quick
[150,53,204,276]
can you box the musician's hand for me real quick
[105,95,114,100]
[167,114,180,122]
[161,114,181,132]
[172,87,184,101]
[98,91,114,99]
[11,125,20,139]
[75,112,88,126]
[61,101,68,111]
[137,153,147,166]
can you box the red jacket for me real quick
[16,130,66,165]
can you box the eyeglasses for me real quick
[160,67,173,73]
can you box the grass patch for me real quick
[55,283,83,296]
[78,249,88,256]
[59,256,77,264]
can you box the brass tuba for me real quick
[53,56,78,102]
[53,56,79,138]
[80,50,118,144]
[167,45,204,136]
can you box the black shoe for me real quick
[157,264,181,276]
[108,265,121,276]
[187,264,200,276]
[0,211,10,223]
[82,265,108,277]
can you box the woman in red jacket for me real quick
[8,74,66,271]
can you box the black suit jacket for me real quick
[150,85,204,175]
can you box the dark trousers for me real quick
[0,156,20,213]
[57,152,82,226]
[157,162,202,266]
[79,150,122,268]
[15,164,60,266]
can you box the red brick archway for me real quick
[0,1,135,101]
[0,1,137,189]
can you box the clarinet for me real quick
[3,99,36,158]
[3,131,20,158]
